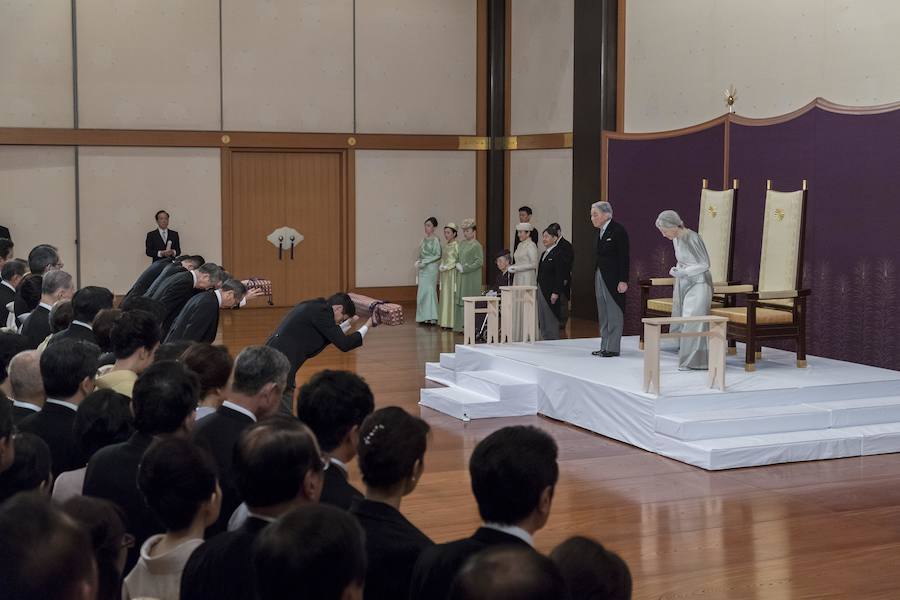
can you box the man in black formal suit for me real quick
[0,225,10,242]
[0,237,13,268]
[166,279,247,344]
[142,254,205,300]
[181,416,326,600]
[590,201,630,357]
[149,262,225,334]
[7,350,45,424]
[0,392,14,475]
[20,270,74,349]
[192,345,288,536]
[296,370,374,510]
[537,225,570,341]
[145,209,181,262]
[83,360,199,571]
[513,206,540,252]
[0,259,26,329]
[14,244,61,321]
[48,286,113,347]
[0,332,30,401]
[266,293,374,414]
[19,340,99,475]
[409,425,559,600]
[123,256,173,302]
[549,222,575,302]
[449,546,566,600]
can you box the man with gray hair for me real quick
[7,350,45,424]
[590,201,630,357]
[150,261,226,334]
[192,344,291,535]
[166,278,249,344]
[20,270,74,349]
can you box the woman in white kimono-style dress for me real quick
[507,223,539,341]
[656,210,713,369]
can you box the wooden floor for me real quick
[221,307,900,600]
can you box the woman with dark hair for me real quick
[0,432,52,502]
[415,217,442,326]
[181,343,233,420]
[92,308,123,354]
[437,223,460,330]
[62,496,131,600]
[52,389,134,503]
[550,536,632,600]
[350,406,433,600]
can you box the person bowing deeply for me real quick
[590,201,629,357]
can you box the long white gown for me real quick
[510,239,539,340]
[670,229,713,369]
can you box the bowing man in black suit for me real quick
[266,293,374,414]
[19,340,100,475]
[409,425,559,600]
[14,244,61,321]
[48,286,113,347]
[166,279,246,344]
[181,416,326,600]
[20,270,74,349]
[296,370,374,511]
[191,345,288,536]
[351,407,433,600]
[123,256,173,302]
[590,201,630,357]
[0,259,27,328]
[145,210,181,262]
[536,225,570,341]
[149,262,225,335]
[0,225,10,242]
[142,254,205,300]
[83,360,199,571]
[7,350,45,424]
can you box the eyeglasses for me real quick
[121,533,136,549]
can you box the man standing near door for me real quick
[145,210,181,262]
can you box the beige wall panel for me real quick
[0,147,77,274]
[222,0,354,132]
[356,0,476,134]
[77,0,220,130]
[355,150,475,287]
[509,149,572,245]
[510,0,574,135]
[78,148,221,294]
[0,1,74,127]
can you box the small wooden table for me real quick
[642,315,729,394]
[499,285,538,343]
[462,296,500,345]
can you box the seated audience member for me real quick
[166,279,248,344]
[52,389,134,504]
[92,308,122,367]
[95,310,161,397]
[36,299,73,351]
[0,433,52,503]
[180,416,325,600]
[124,437,221,600]
[143,254,205,300]
[19,340,100,474]
[181,343,233,420]
[1,258,27,327]
[0,238,13,271]
[550,537,632,600]
[83,360,199,571]
[150,262,225,334]
[20,269,74,348]
[13,243,61,320]
[449,546,567,600]
[410,425,559,600]
[61,496,130,600]
[0,394,14,475]
[49,286,114,346]
[0,332,31,398]
[0,494,97,600]
[193,345,289,535]
[7,350,45,424]
[253,504,367,600]
[296,369,375,510]
[351,406,433,600]
[155,340,193,362]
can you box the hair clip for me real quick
[363,424,385,446]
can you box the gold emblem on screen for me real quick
[774,208,785,221]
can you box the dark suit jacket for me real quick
[265,299,363,389]
[180,516,269,600]
[82,432,160,571]
[11,403,39,425]
[594,220,630,312]
[409,527,532,600]
[124,258,171,301]
[538,245,568,319]
[13,274,41,319]
[556,237,574,297]
[0,282,15,326]
[192,405,255,536]
[48,322,97,347]
[513,227,539,252]
[144,263,187,299]
[19,304,51,349]
[350,499,433,600]
[149,270,198,334]
[0,225,10,241]
[145,229,181,262]
[320,462,363,511]
[18,401,80,474]
[166,291,220,344]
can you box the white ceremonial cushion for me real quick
[698,188,735,284]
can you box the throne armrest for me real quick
[749,288,811,301]
[640,277,675,287]
[713,284,755,294]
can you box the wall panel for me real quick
[77,0,220,130]
[509,149,572,246]
[355,150,475,287]
[356,0,476,134]
[222,0,354,132]
[0,0,74,128]
[78,147,221,293]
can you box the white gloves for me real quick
[415,260,422,269]
[507,265,517,273]
[456,263,464,273]
[670,266,684,278]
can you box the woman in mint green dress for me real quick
[454,218,485,333]
[415,217,442,324]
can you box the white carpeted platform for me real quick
[420,336,900,469]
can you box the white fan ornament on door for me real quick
[267,226,304,249]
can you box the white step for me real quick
[838,422,900,456]
[439,353,456,370]
[807,396,900,427]
[655,404,832,441]
[425,362,456,385]
[419,386,538,420]
[455,370,537,402]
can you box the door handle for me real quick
[278,236,284,261]
[289,236,296,260]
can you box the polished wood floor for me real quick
[221,306,900,600]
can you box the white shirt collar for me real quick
[159,228,168,235]
[599,220,611,237]
[45,398,78,412]
[482,523,533,546]
[38,301,54,311]
[329,457,349,475]
[214,289,223,307]
[191,270,199,286]
[542,240,560,260]
[72,320,93,330]
[222,400,257,422]
[246,511,278,524]
[12,400,41,413]
[1,280,14,292]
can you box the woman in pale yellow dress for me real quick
[437,223,459,329]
